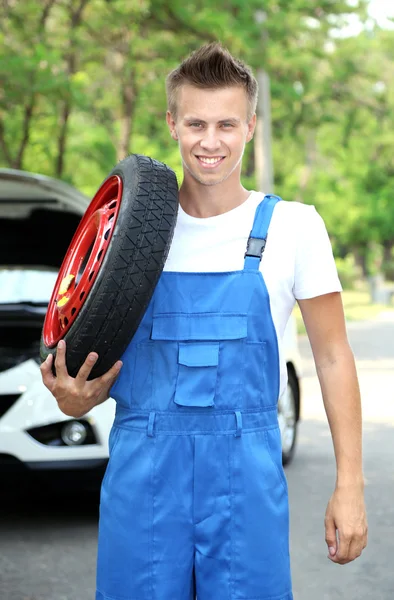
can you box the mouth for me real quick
[196,156,226,169]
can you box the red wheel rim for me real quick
[43,175,123,348]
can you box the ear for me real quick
[166,111,178,141]
[246,113,257,143]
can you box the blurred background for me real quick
[1,1,394,599]
[2,0,394,304]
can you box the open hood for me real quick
[0,168,89,218]
[0,169,91,268]
[0,169,93,371]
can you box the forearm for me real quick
[315,343,364,487]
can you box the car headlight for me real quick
[61,421,88,446]
[27,419,96,446]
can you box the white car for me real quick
[0,169,302,485]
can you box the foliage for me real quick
[2,0,394,284]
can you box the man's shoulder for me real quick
[253,193,316,216]
[266,198,317,231]
[273,197,315,215]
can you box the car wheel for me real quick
[278,367,298,465]
[40,154,178,378]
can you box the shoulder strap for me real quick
[243,194,282,271]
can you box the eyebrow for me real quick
[184,117,241,125]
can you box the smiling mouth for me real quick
[196,156,225,167]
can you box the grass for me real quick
[293,286,394,336]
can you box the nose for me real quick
[199,126,221,152]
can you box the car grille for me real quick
[0,394,21,418]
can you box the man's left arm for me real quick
[298,291,368,565]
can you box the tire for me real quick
[40,154,178,379]
[279,367,299,466]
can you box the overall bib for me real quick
[96,195,293,600]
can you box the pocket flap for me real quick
[178,342,219,367]
[151,313,247,341]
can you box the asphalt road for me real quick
[1,315,393,600]
[289,312,394,599]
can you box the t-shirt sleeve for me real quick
[293,205,342,300]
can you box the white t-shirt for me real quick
[164,191,342,396]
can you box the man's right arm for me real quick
[40,339,122,418]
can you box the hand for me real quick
[325,483,368,565]
[40,339,122,418]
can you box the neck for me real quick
[179,172,251,218]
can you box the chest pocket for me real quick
[151,313,247,407]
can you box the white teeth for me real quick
[199,157,222,164]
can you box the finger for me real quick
[347,537,364,562]
[335,530,351,564]
[54,340,69,379]
[348,525,368,561]
[97,360,123,387]
[325,515,338,559]
[75,352,99,383]
[40,354,56,390]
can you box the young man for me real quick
[41,43,368,600]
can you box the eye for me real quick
[221,123,234,128]
[189,122,203,128]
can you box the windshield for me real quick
[0,267,58,304]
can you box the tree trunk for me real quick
[55,0,89,177]
[55,101,71,178]
[13,96,36,169]
[0,1,58,169]
[354,248,368,278]
[0,120,13,166]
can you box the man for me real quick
[41,43,368,600]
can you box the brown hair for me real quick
[166,42,258,121]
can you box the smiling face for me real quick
[166,84,256,188]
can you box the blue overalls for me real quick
[96,195,293,600]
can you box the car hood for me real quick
[0,168,89,217]
[0,169,91,270]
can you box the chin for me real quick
[193,174,228,186]
[192,167,230,187]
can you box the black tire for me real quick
[281,368,299,466]
[40,154,178,379]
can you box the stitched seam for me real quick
[150,435,156,599]
[263,429,287,493]
[114,425,279,435]
[122,406,278,415]
[229,433,234,599]
[101,427,121,489]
